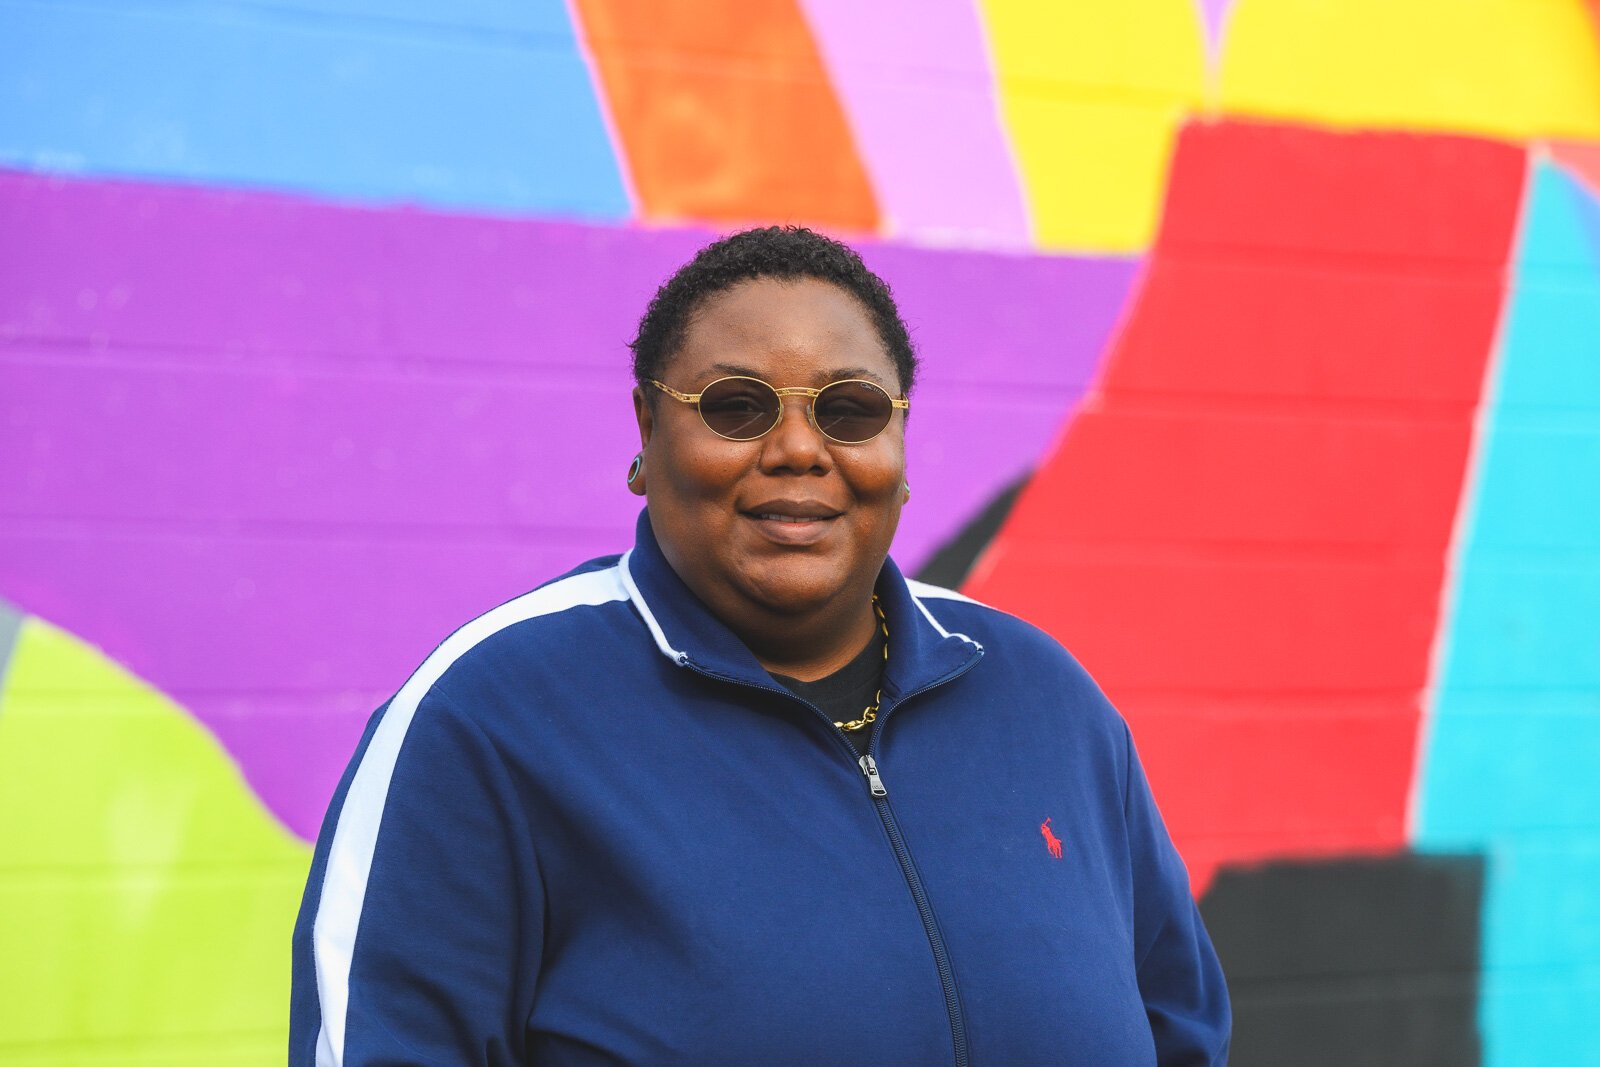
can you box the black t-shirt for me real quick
[770,622,887,757]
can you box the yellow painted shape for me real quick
[0,618,311,1063]
[981,0,1207,252]
[1221,0,1600,141]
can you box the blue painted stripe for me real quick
[239,1,576,36]
[1416,160,1600,1066]
[0,0,628,217]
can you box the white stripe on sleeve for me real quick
[312,566,629,1067]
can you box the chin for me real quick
[743,566,849,616]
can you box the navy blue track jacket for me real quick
[291,513,1230,1065]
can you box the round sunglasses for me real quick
[648,376,909,444]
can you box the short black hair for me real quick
[630,226,917,398]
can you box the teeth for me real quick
[757,513,825,522]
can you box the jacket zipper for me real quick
[859,667,982,1067]
[684,660,981,1067]
[856,752,968,1067]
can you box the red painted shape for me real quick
[1041,817,1064,860]
[965,119,1526,894]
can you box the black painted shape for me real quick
[912,471,1031,589]
[1199,852,1484,1067]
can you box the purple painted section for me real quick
[859,242,1138,569]
[0,170,1134,837]
[1197,0,1234,59]
[798,0,1031,247]
[0,172,703,367]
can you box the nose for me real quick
[759,394,832,473]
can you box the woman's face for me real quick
[634,276,908,626]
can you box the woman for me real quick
[290,227,1230,1065]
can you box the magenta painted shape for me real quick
[799,0,1031,247]
[0,171,1133,838]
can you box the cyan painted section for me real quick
[0,0,628,217]
[1416,160,1600,1066]
[1476,838,1600,1067]
[1489,162,1600,418]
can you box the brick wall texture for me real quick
[2,2,1598,1063]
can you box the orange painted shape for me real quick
[572,0,880,232]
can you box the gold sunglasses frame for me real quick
[648,376,910,444]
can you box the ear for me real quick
[633,385,655,448]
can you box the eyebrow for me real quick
[709,362,890,387]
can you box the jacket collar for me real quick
[620,510,982,701]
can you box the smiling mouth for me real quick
[741,506,842,545]
[750,512,837,523]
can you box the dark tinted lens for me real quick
[813,380,894,443]
[697,377,781,440]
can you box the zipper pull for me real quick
[859,755,888,798]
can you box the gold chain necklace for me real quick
[834,594,889,733]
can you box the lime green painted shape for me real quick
[0,617,312,1061]
[4,1038,286,1067]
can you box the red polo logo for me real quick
[1040,817,1063,860]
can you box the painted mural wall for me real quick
[1,1,1597,1063]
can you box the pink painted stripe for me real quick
[798,0,1030,248]
[1197,0,1235,61]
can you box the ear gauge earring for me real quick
[626,453,646,496]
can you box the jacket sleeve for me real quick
[1122,722,1232,1066]
[290,690,543,1066]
